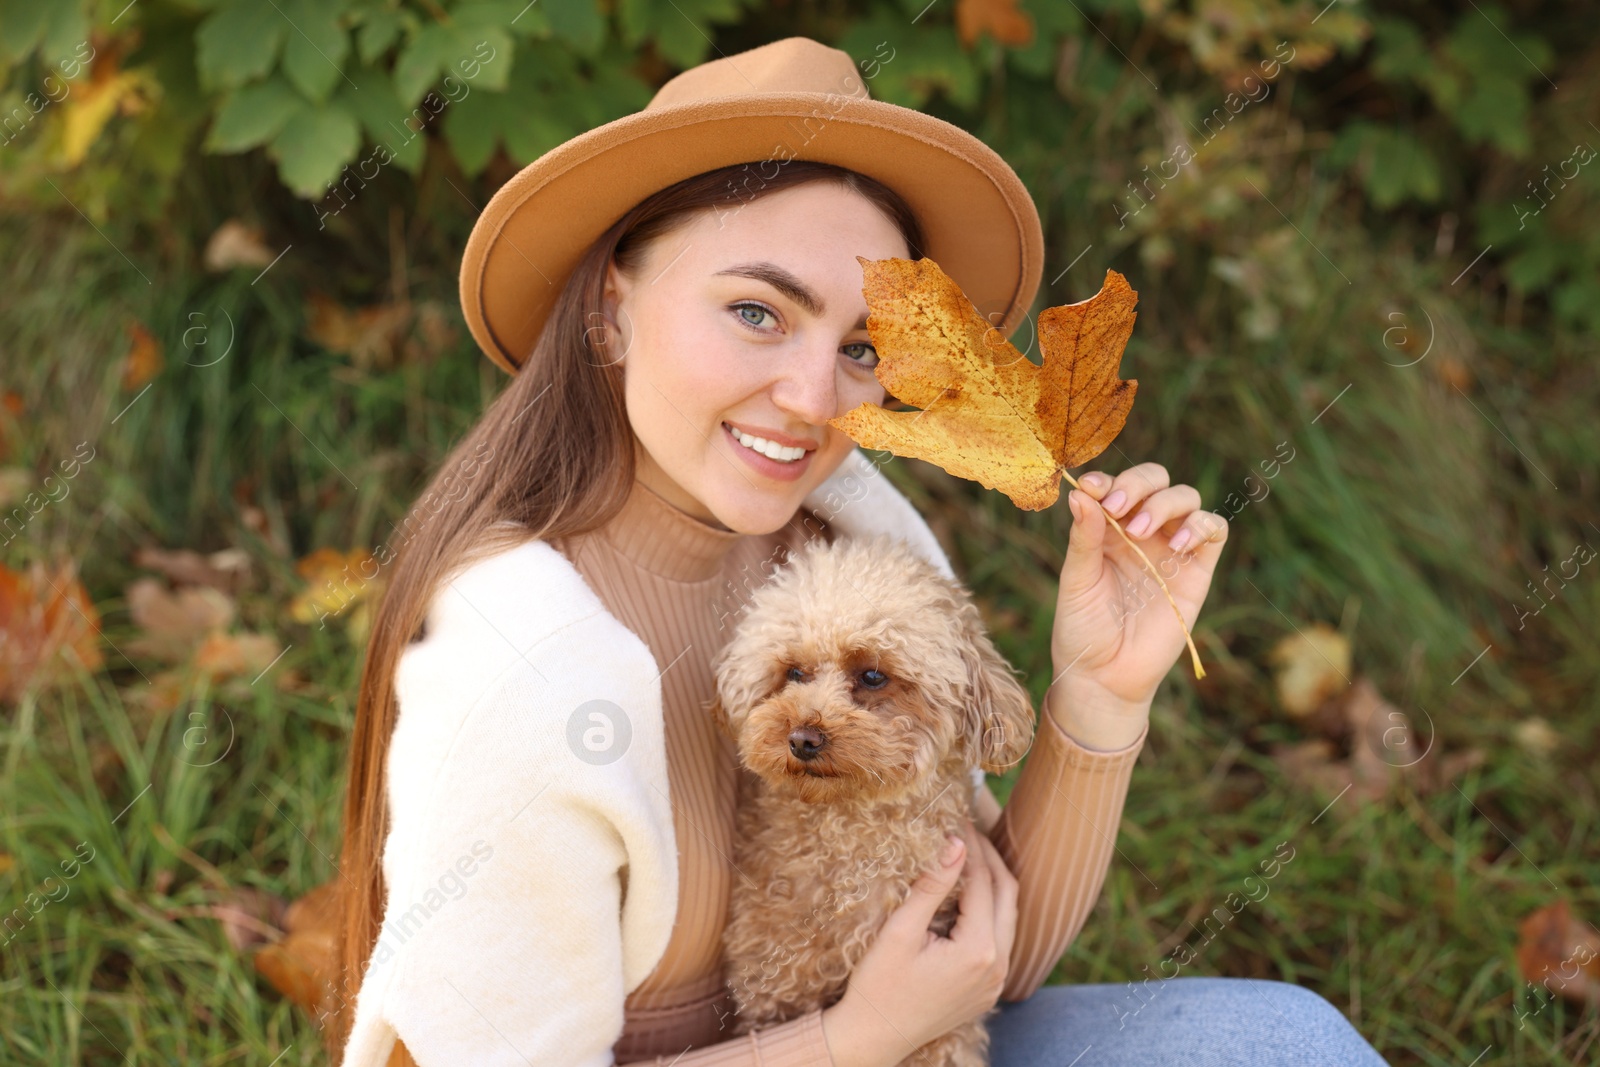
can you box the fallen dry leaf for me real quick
[305,292,413,371]
[956,0,1034,47]
[1268,623,1351,717]
[122,321,163,390]
[0,560,104,702]
[135,545,251,596]
[203,219,276,272]
[127,671,190,716]
[124,577,234,662]
[1517,901,1600,1005]
[192,631,280,678]
[209,886,288,952]
[253,881,341,1017]
[1514,717,1559,757]
[290,546,380,639]
[403,299,459,364]
[1271,674,1484,809]
[0,390,23,462]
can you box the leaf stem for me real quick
[1062,471,1206,680]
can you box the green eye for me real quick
[734,303,773,328]
[843,341,879,368]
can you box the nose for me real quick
[788,725,827,762]
[769,340,842,429]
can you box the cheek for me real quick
[628,301,756,423]
[845,373,887,411]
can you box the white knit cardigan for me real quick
[341,448,984,1066]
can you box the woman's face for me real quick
[602,181,911,534]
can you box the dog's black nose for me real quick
[788,725,827,762]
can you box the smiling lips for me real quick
[723,422,812,462]
[722,422,816,482]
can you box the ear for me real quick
[595,258,630,365]
[959,616,1036,774]
[601,256,625,319]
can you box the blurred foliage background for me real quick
[1,0,1597,1063]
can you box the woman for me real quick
[331,36,1389,1067]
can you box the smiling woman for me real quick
[603,178,916,530]
[329,34,1387,1067]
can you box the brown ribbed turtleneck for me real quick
[554,477,832,1064]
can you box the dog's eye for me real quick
[785,666,807,683]
[859,669,888,689]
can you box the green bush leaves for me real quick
[0,0,1587,328]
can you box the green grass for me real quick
[2,165,1597,1067]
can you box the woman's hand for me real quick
[1051,463,1228,742]
[820,820,1018,1067]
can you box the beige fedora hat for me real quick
[458,35,1045,375]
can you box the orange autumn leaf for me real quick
[1516,900,1600,1005]
[289,546,380,639]
[304,292,413,371]
[289,546,375,614]
[0,390,23,462]
[956,0,1035,48]
[0,560,104,701]
[123,321,163,390]
[192,631,281,678]
[252,881,341,1018]
[831,258,1137,512]
[829,258,1209,676]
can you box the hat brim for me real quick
[459,93,1044,375]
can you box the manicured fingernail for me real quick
[941,836,964,865]
[1126,512,1151,537]
[1169,528,1193,551]
[1103,490,1127,515]
[1084,472,1109,490]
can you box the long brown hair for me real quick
[328,159,926,1058]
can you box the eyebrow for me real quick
[713,261,869,329]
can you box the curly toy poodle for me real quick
[710,533,1037,1067]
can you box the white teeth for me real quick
[727,424,805,462]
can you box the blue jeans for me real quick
[989,978,1391,1066]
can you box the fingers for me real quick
[1166,507,1230,557]
[965,828,1018,968]
[1077,466,1229,557]
[1078,463,1170,519]
[951,823,994,947]
[891,832,968,939]
[1063,488,1107,595]
[1117,484,1200,544]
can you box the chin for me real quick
[704,483,808,535]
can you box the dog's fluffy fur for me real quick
[711,534,1036,1067]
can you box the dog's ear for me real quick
[959,615,1036,774]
